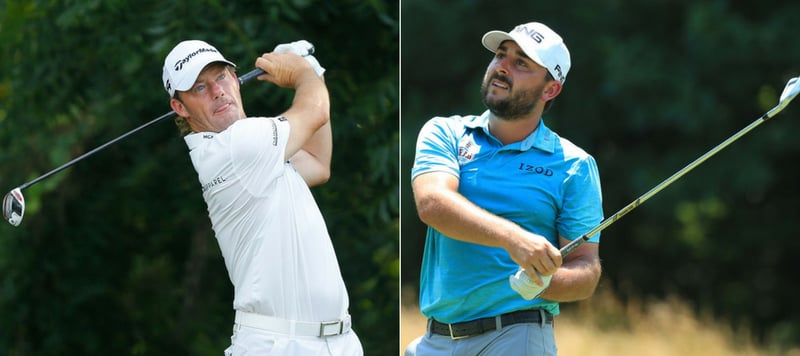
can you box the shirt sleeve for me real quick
[557,155,604,242]
[228,117,291,197]
[411,116,461,181]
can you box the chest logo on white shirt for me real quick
[457,136,481,165]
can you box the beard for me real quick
[480,73,543,121]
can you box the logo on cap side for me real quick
[173,47,220,72]
[553,64,565,83]
[511,24,567,83]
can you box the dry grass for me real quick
[400,286,800,356]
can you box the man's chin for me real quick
[482,96,508,111]
[214,110,243,122]
[484,101,534,121]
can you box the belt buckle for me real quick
[448,323,470,340]
[319,320,343,337]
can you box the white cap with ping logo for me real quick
[481,22,571,84]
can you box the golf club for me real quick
[1,67,266,227]
[511,75,800,299]
[3,42,319,227]
[561,75,799,257]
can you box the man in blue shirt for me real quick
[406,22,604,355]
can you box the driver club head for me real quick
[3,188,25,227]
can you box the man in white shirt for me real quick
[162,40,362,355]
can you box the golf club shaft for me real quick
[17,67,266,192]
[561,111,774,257]
[19,110,176,191]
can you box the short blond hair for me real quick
[174,116,193,137]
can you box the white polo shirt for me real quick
[184,117,349,322]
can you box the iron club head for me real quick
[3,188,25,227]
[780,76,800,104]
[766,76,800,119]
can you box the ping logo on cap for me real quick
[173,47,220,72]
[514,25,545,44]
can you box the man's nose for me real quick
[210,82,225,99]
[495,57,512,75]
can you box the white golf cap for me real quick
[162,40,236,97]
[482,22,571,84]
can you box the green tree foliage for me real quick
[0,0,398,354]
[401,0,800,350]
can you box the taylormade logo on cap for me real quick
[162,40,236,97]
[173,47,221,71]
[481,22,571,84]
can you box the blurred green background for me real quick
[0,0,398,355]
[401,0,800,351]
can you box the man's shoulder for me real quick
[226,117,288,139]
[550,134,597,168]
[427,113,478,123]
[229,116,280,128]
[540,123,593,161]
[424,113,486,131]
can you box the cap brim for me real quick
[482,30,514,53]
[481,30,549,72]
[172,59,236,92]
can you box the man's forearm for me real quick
[415,183,526,249]
[413,172,563,279]
[540,252,601,302]
[279,72,330,161]
[302,120,332,166]
[291,120,332,186]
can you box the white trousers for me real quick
[225,324,364,356]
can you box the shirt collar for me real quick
[466,110,556,153]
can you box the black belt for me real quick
[430,309,553,340]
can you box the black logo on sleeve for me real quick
[271,120,278,146]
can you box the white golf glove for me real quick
[273,40,325,77]
[509,267,552,300]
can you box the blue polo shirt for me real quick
[411,111,603,323]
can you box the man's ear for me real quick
[542,81,563,102]
[170,97,189,118]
